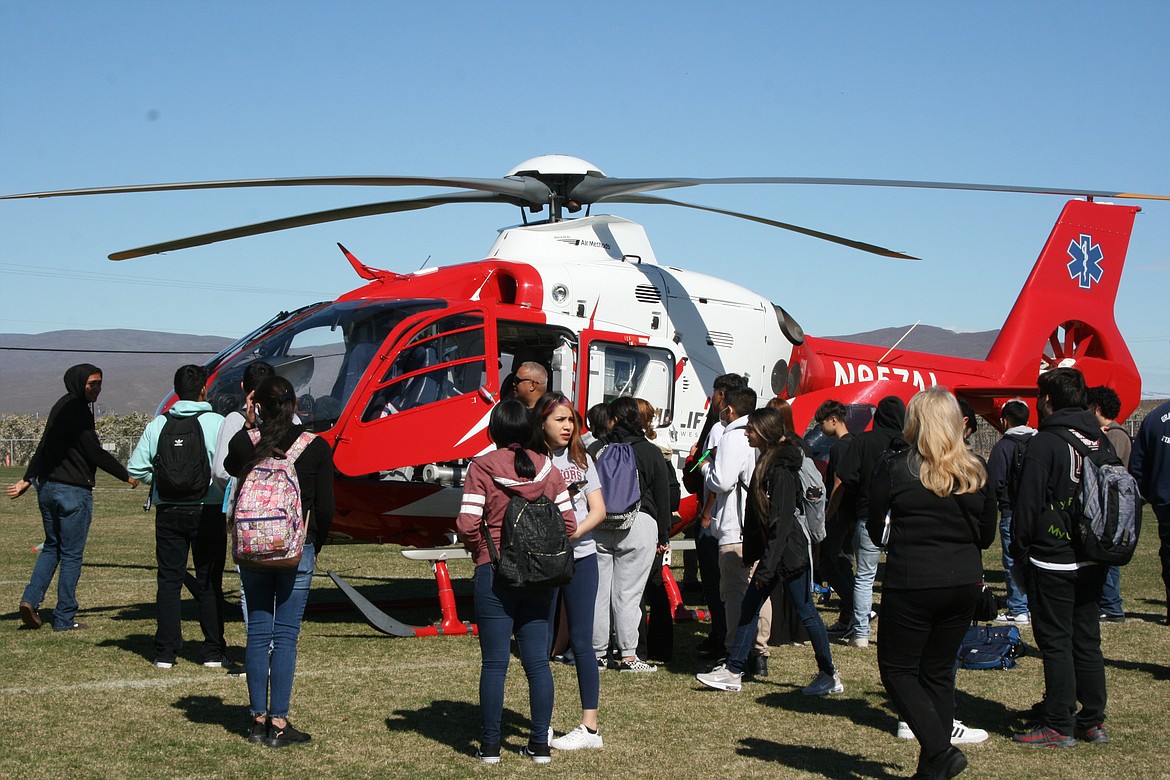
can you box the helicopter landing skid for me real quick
[328,551,477,638]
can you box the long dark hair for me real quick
[531,392,588,469]
[607,395,643,438]
[239,376,298,477]
[746,407,802,519]
[488,399,536,479]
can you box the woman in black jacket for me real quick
[696,407,841,695]
[224,376,334,749]
[867,387,995,780]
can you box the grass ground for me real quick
[2,466,1168,779]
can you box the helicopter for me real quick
[3,155,1158,635]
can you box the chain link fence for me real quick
[1,437,141,468]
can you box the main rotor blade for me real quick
[600,193,918,260]
[4,175,553,206]
[574,176,1170,203]
[109,190,509,260]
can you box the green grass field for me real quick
[2,466,1168,779]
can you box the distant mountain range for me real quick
[0,325,997,416]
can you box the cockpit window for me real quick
[206,299,443,431]
[363,313,487,420]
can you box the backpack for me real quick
[594,441,643,530]
[231,430,315,568]
[796,456,827,543]
[1004,431,1034,506]
[1051,427,1143,566]
[957,624,1024,670]
[153,411,211,502]
[484,492,575,590]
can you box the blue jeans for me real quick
[550,553,600,711]
[1098,566,1124,616]
[474,563,554,746]
[239,545,315,719]
[727,569,836,678]
[851,522,880,637]
[22,481,94,630]
[999,515,1029,615]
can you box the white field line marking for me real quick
[0,659,477,696]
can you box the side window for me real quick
[363,314,487,419]
[586,343,674,427]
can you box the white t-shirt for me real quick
[551,446,600,559]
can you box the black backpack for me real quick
[483,493,574,590]
[1004,431,1034,507]
[153,411,210,502]
[957,625,1025,670]
[1051,428,1143,566]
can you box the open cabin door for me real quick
[579,329,676,431]
[332,303,497,476]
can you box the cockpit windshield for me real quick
[206,299,443,431]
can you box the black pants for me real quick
[638,553,674,662]
[154,503,227,663]
[696,532,725,641]
[1025,563,1108,736]
[877,584,978,764]
[1156,504,1170,613]
[819,517,857,622]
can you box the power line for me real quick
[0,346,219,355]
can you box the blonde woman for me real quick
[866,387,995,780]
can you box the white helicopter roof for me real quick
[487,214,659,266]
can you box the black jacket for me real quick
[606,427,679,545]
[224,425,336,553]
[24,363,130,489]
[837,396,906,523]
[1011,406,1103,567]
[868,441,996,590]
[743,442,806,586]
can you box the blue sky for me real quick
[3,2,1169,397]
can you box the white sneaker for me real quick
[995,612,1030,625]
[802,671,844,696]
[845,635,869,648]
[950,720,989,744]
[895,719,989,745]
[153,659,174,669]
[696,664,743,692]
[551,724,603,750]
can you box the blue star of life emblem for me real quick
[1067,233,1104,289]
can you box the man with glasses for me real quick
[514,362,549,410]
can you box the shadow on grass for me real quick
[1104,655,1170,681]
[737,737,906,779]
[385,698,530,756]
[172,693,250,735]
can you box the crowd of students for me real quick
[12,361,1158,777]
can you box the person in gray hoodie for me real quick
[10,363,139,631]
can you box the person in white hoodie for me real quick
[701,386,767,671]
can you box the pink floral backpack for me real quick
[231,430,315,568]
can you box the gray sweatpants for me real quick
[592,512,657,658]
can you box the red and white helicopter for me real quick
[5,155,1159,635]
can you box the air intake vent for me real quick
[635,285,662,303]
[706,331,734,348]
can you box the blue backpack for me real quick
[957,625,1024,670]
[595,442,642,530]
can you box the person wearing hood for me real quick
[835,394,906,648]
[987,399,1035,624]
[10,364,139,631]
[1011,368,1111,748]
[456,399,576,765]
[128,365,227,669]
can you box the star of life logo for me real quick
[1067,234,1104,290]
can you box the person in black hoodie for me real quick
[1010,367,1110,748]
[835,395,906,647]
[868,386,995,780]
[10,364,139,630]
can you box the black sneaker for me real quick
[1099,612,1126,624]
[1012,725,1076,748]
[1076,724,1110,744]
[246,719,267,744]
[264,719,312,748]
[475,742,501,764]
[521,741,552,764]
